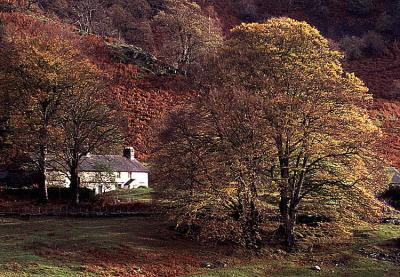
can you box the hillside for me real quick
[0,9,193,160]
[1,3,400,275]
[2,0,400,164]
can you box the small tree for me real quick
[53,88,123,204]
[153,88,273,250]
[152,0,222,74]
[347,0,374,15]
[70,0,113,36]
[340,35,366,60]
[362,30,388,56]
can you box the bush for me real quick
[362,31,388,56]
[341,31,388,60]
[0,187,96,202]
[308,0,330,18]
[375,12,395,33]
[47,187,96,201]
[347,0,375,15]
[340,35,366,60]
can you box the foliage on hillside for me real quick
[3,1,400,162]
[0,11,193,160]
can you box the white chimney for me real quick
[123,147,135,160]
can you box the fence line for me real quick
[0,203,155,217]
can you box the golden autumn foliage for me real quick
[154,18,389,250]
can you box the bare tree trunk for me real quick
[240,181,261,250]
[284,206,297,251]
[276,135,298,249]
[38,129,48,203]
[278,189,298,251]
[244,198,261,250]
[279,191,288,216]
[70,167,80,205]
[37,167,48,203]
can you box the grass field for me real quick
[102,187,155,201]
[0,216,230,276]
[0,216,398,276]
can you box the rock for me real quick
[213,261,228,268]
[202,261,228,269]
[202,262,213,268]
[313,265,321,271]
[106,43,182,76]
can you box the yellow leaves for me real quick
[220,17,385,213]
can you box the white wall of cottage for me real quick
[46,170,149,194]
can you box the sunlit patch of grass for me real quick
[103,187,154,201]
[192,256,399,277]
[191,224,400,277]
[369,224,400,241]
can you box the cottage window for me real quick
[116,172,121,178]
[130,172,134,179]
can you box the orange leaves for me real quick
[0,9,194,161]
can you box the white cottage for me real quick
[47,147,149,194]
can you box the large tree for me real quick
[0,20,14,161]
[218,18,384,249]
[0,15,99,202]
[155,18,385,250]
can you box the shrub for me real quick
[347,0,374,15]
[0,187,96,202]
[362,30,388,56]
[340,35,365,60]
[341,31,388,60]
[375,12,395,33]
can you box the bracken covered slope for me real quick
[4,0,400,165]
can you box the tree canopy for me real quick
[153,17,386,250]
[0,14,123,203]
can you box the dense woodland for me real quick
[0,0,400,253]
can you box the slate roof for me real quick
[78,155,149,173]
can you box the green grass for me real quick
[192,255,400,277]
[0,218,92,276]
[103,187,154,201]
[191,224,400,277]
[0,216,187,276]
[0,217,399,276]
